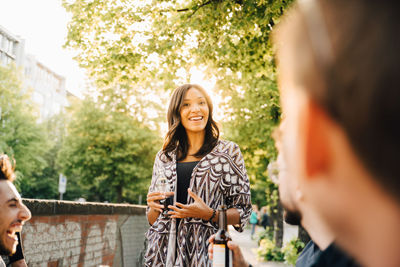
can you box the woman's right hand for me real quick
[146,191,174,213]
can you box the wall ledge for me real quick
[22,198,147,216]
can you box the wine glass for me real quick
[155,173,169,214]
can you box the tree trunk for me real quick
[116,185,123,203]
[274,202,284,248]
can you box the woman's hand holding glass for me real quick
[147,176,174,214]
[167,188,213,220]
[147,191,174,213]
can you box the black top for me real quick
[296,240,361,267]
[176,161,199,205]
[175,160,199,261]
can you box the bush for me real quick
[256,234,305,265]
[257,227,274,243]
[256,238,285,262]
[282,238,305,265]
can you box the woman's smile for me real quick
[188,116,204,122]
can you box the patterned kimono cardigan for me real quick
[144,140,252,267]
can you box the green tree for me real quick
[63,0,294,240]
[0,64,50,195]
[21,113,69,200]
[58,96,160,203]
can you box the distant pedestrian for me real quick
[249,204,259,239]
[260,206,269,229]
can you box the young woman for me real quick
[145,84,252,266]
[249,204,259,239]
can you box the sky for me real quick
[0,0,86,97]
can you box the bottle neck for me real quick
[218,206,227,231]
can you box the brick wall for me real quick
[21,199,149,267]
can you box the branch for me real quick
[177,0,213,15]
[176,8,190,12]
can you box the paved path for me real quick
[229,223,297,267]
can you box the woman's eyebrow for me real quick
[183,97,205,101]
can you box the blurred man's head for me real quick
[274,0,400,266]
[0,155,31,256]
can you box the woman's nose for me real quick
[190,103,200,112]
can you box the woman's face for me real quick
[179,88,210,135]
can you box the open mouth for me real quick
[189,116,203,121]
[6,230,18,242]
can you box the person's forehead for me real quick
[184,88,205,99]
[0,180,21,203]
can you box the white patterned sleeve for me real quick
[226,145,252,232]
[146,151,163,217]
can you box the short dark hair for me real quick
[0,154,15,182]
[163,84,219,161]
[274,0,400,201]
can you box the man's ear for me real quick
[303,99,332,178]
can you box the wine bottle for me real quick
[212,197,232,267]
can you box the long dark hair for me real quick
[163,84,219,161]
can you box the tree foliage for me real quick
[0,65,51,195]
[58,96,161,203]
[0,61,161,203]
[64,0,293,209]
[21,113,68,200]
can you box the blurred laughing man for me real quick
[0,155,31,267]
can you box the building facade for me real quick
[24,55,68,120]
[0,24,69,120]
[0,25,25,67]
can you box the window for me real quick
[12,42,18,56]
[0,52,5,65]
[0,35,4,50]
[32,92,44,105]
[5,56,11,65]
[7,40,13,54]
